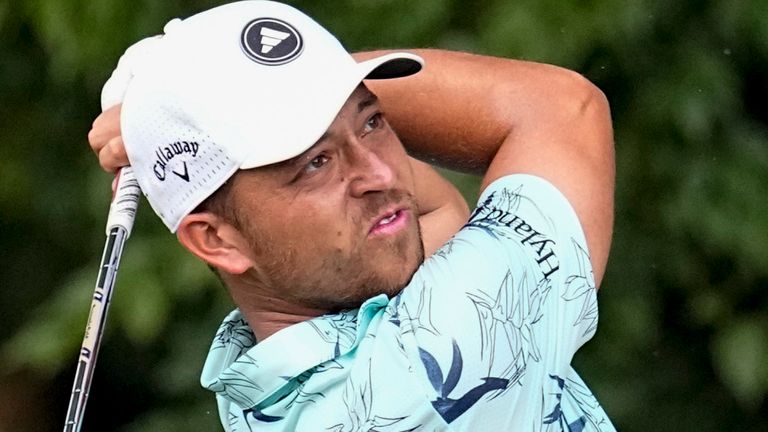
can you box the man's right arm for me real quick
[359,49,614,286]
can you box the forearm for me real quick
[358,49,603,174]
[410,158,469,257]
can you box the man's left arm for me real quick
[360,49,614,286]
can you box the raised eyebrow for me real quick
[282,93,378,168]
[357,93,379,113]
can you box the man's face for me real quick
[225,85,424,310]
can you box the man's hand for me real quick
[88,104,128,173]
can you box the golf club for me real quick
[63,167,140,432]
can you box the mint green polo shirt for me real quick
[201,174,616,431]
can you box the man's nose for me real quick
[347,146,396,198]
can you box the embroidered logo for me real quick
[152,141,199,182]
[241,18,303,65]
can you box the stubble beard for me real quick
[243,190,425,312]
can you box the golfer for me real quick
[88,1,616,430]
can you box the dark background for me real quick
[1,0,766,430]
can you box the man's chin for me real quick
[334,252,423,309]
[378,242,425,295]
[296,229,424,311]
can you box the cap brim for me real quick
[358,52,423,79]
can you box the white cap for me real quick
[113,0,423,232]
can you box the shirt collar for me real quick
[200,294,390,410]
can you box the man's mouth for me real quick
[369,208,410,236]
[378,213,398,225]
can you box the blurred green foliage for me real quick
[1,0,766,430]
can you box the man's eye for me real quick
[363,113,383,134]
[306,155,328,172]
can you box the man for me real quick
[89,1,615,430]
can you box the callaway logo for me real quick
[153,141,199,182]
[241,18,303,65]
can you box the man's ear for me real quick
[176,212,253,275]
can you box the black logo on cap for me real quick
[153,141,199,182]
[241,18,303,65]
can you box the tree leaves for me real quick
[712,317,768,408]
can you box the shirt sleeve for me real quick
[396,174,600,427]
[467,174,598,352]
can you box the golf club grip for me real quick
[106,167,141,236]
[64,167,140,432]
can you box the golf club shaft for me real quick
[64,168,140,432]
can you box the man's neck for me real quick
[242,302,327,342]
[225,274,328,342]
